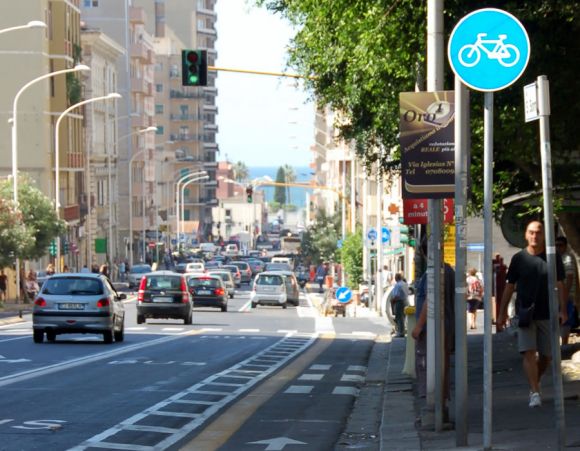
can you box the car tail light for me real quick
[137,277,147,302]
[97,298,110,308]
[214,287,225,296]
[34,298,47,307]
[180,278,189,303]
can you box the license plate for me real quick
[59,303,84,310]
[197,290,211,295]
[153,297,173,303]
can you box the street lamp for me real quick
[10,63,89,299]
[175,172,207,247]
[127,126,159,268]
[0,20,46,36]
[54,93,122,270]
[181,175,210,244]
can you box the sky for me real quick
[215,0,315,167]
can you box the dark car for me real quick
[32,273,126,344]
[222,264,242,287]
[230,261,252,283]
[174,263,187,274]
[136,271,192,324]
[187,275,228,312]
[204,260,222,271]
[247,259,265,275]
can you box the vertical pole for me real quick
[107,108,113,264]
[341,160,347,286]
[350,150,356,233]
[483,92,494,450]
[362,173,369,285]
[142,159,146,263]
[537,75,566,449]
[454,77,469,445]
[376,158,383,313]
[427,0,444,430]
[129,153,134,269]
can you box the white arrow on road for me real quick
[0,355,30,363]
[247,437,307,450]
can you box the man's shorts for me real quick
[518,319,551,356]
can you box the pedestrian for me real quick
[118,260,126,282]
[80,265,90,273]
[466,268,484,329]
[99,264,110,278]
[62,265,70,273]
[389,273,409,337]
[315,263,327,293]
[412,236,455,422]
[0,269,7,302]
[25,271,40,302]
[46,263,55,276]
[556,236,579,345]
[497,220,567,408]
[91,264,100,274]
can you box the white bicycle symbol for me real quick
[458,33,520,68]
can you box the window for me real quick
[83,0,99,7]
[155,126,164,135]
[155,104,164,114]
[155,84,163,93]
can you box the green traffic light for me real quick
[189,74,199,84]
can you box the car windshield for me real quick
[209,272,229,282]
[223,266,239,273]
[132,265,152,274]
[231,262,249,270]
[146,276,182,290]
[265,263,292,272]
[256,275,283,286]
[42,277,103,295]
[188,278,220,288]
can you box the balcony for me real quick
[131,114,150,129]
[130,42,148,60]
[63,204,80,222]
[169,134,199,142]
[203,142,218,151]
[203,85,218,95]
[130,7,147,24]
[204,123,218,132]
[198,26,217,37]
[202,104,217,113]
[131,77,152,96]
[170,90,203,99]
[169,114,200,122]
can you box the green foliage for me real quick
[0,175,65,265]
[340,228,363,289]
[283,164,296,204]
[232,161,249,183]
[300,210,341,265]
[274,166,286,204]
[66,72,82,105]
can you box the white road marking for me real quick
[201,328,223,332]
[71,333,317,451]
[309,364,331,371]
[0,336,30,343]
[333,386,360,396]
[239,328,259,333]
[161,327,184,332]
[298,373,324,381]
[277,329,297,334]
[125,327,147,331]
[315,317,335,334]
[351,331,376,337]
[340,374,365,383]
[347,365,367,372]
[0,321,32,329]
[284,385,313,394]
[238,300,253,312]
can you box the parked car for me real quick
[275,271,300,306]
[230,261,252,283]
[187,275,228,312]
[222,264,242,287]
[127,264,152,288]
[207,270,236,299]
[185,262,205,273]
[136,271,192,324]
[250,272,288,309]
[32,273,126,344]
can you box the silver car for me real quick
[251,272,288,309]
[127,263,152,288]
[32,273,126,344]
[207,270,236,299]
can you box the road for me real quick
[0,285,392,451]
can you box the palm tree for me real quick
[283,164,296,206]
[232,161,249,183]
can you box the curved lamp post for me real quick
[175,172,207,248]
[54,92,122,270]
[180,175,210,243]
[0,20,46,36]
[127,126,159,268]
[11,63,89,299]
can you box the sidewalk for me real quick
[340,325,580,450]
[0,302,31,325]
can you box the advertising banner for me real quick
[403,198,454,225]
[400,91,455,198]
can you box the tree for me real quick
[340,228,364,290]
[274,166,286,205]
[232,161,249,183]
[282,164,296,206]
[0,175,65,266]
[255,0,580,253]
[300,209,341,265]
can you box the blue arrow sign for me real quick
[381,227,391,244]
[335,286,352,304]
[448,8,530,92]
[367,228,378,241]
[337,239,343,249]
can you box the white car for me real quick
[207,270,236,299]
[185,262,205,273]
[251,272,288,309]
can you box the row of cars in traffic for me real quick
[30,254,303,344]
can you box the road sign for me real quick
[335,287,352,303]
[448,8,530,92]
[467,242,485,252]
[337,239,343,249]
[367,228,377,241]
[381,227,391,243]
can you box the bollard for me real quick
[402,305,416,378]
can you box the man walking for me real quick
[497,220,566,408]
[389,273,408,337]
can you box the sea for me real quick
[249,166,312,208]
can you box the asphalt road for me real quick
[0,285,392,451]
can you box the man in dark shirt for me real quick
[497,220,566,408]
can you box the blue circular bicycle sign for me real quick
[448,8,530,92]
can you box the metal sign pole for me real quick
[483,91,494,450]
[536,75,566,448]
[454,76,469,446]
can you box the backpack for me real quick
[468,277,483,299]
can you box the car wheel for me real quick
[103,328,114,344]
[46,331,56,342]
[114,320,125,342]
[33,330,44,344]
[184,310,193,325]
[282,302,287,309]
[137,314,145,324]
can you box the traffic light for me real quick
[408,225,416,247]
[63,240,69,254]
[399,225,409,245]
[246,185,253,203]
[182,49,207,86]
[49,239,57,257]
